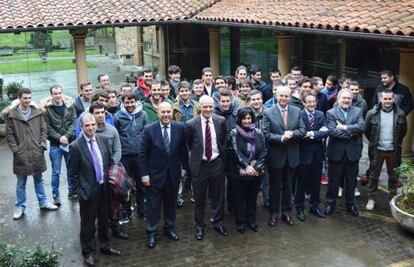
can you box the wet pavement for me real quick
[0,136,414,267]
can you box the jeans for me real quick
[16,172,48,209]
[49,146,72,196]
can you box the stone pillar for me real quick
[277,34,293,77]
[70,29,88,92]
[208,27,220,77]
[157,26,167,79]
[135,26,144,65]
[399,47,414,160]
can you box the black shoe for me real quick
[146,234,156,248]
[176,196,184,208]
[237,224,246,234]
[112,226,129,240]
[68,192,78,199]
[164,229,180,241]
[324,204,335,216]
[282,215,294,226]
[195,229,204,241]
[309,207,326,218]
[347,205,359,217]
[262,201,269,209]
[296,209,305,221]
[84,254,95,267]
[248,223,258,232]
[100,247,121,256]
[213,225,229,236]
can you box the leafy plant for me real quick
[395,160,414,214]
[4,81,23,96]
[0,241,61,267]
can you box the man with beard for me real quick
[142,81,172,122]
[114,92,149,222]
[136,67,155,100]
[262,68,283,102]
[250,67,267,95]
[372,70,413,115]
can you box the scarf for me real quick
[236,124,256,161]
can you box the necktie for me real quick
[89,139,103,183]
[205,119,212,161]
[309,112,314,128]
[163,126,170,154]
[282,109,288,127]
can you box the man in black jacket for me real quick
[365,91,407,211]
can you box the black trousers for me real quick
[268,165,294,218]
[192,158,225,231]
[231,177,261,225]
[296,160,322,209]
[326,157,358,207]
[79,186,111,257]
[145,174,178,234]
[121,155,145,213]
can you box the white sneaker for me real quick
[40,202,59,210]
[338,187,343,198]
[366,199,375,211]
[355,187,361,197]
[13,208,24,220]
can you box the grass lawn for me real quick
[0,59,96,74]
[0,48,100,60]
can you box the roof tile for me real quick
[195,0,414,37]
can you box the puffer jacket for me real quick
[365,103,407,166]
[40,95,76,146]
[3,100,47,175]
[114,102,149,156]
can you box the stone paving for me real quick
[0,136,414,267]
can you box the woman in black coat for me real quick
[227,107,267,233]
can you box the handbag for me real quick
[108,164,136,197]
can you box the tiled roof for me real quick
[195,0,414,37]
[0,0,217,31]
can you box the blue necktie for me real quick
[163,126,170,154]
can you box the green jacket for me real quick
[40,95,76,146]
[173,99,200,123]
[142,97,173,123]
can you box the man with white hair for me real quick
[324,89,365,217]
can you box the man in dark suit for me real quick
[263,86,305,227]
[186,95,229,240]
[296,93,329,221]
[68,114,120,267]
[324,88,365,217]
[139,102,188,248]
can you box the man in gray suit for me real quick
[263,86,305,227]
[324,88,365,217]
[186,95,229,240]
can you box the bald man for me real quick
[139,102,189,248]
[186,96,229,240]
[68,114,120,266]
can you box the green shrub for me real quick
[0,241,61,267]
[396,160,414,214]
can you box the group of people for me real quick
[3,64,413,267]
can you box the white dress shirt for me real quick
[201,115,219,161]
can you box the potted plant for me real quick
[4,81,23,101]
[390,160,414,233]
